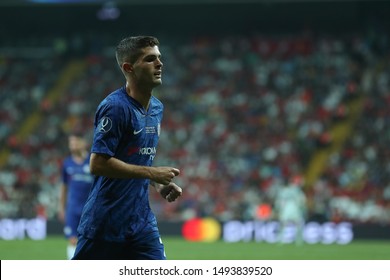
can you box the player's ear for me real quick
[122,62,133,73]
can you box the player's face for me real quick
[68,136,86,153]
[132,46,163,87]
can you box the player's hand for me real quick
[156,182,183,202]
[151,166,180,185]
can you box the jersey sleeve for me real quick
[91,98,126,157]
[61,159,68,185]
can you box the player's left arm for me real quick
[150,181,182,202]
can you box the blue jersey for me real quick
[62,154,93,215]
[77,86,163,242]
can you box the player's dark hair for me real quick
[69,129,84,138]
[115,36,160,67]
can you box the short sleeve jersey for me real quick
[77,86,163,242]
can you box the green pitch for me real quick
[0,236,389,260]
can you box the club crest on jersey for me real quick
[98,117,112,133]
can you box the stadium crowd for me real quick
[1,30,390,225]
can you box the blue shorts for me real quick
[64,211,82,239]
[72,235,167,260]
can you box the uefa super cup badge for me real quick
[98,117,112,133]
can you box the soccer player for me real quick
[72,36,182,260]
[58,132,93,259]
[274,175,307,244]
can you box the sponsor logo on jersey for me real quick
[127,146,157,161]
[138,147,156,155]
[133,128,143,135]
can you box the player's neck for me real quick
[72,150,87,163]
[126,82,152,110]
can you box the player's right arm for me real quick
[90,153,180,185]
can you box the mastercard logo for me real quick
[182,218,221,242]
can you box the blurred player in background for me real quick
[274,175,307,244]
[72,36,182,260]
[58,132,93,259]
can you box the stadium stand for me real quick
[1,1,390,226]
